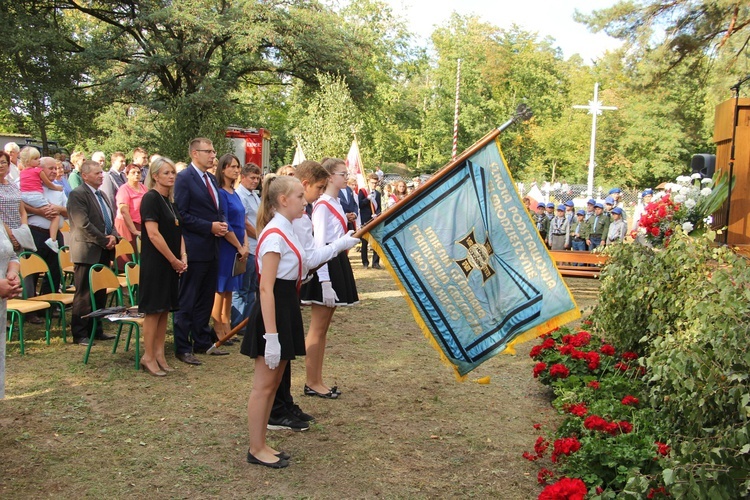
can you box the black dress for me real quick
[138,190,182,314]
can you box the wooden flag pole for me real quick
[354,104,533,239]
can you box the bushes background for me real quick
[591,230,750,497]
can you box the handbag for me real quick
[11,224,37,251]
[232,252,247,277]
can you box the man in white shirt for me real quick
[231,163,262,334]
[25,157,68,294]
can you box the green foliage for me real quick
[591,230,750,497]
[288,73,363,162]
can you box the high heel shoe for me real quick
[157,361,175,373]
[140,360,166,377]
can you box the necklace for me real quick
[158,191,179,226]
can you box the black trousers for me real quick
[360,238,380,267]
[174,260,217,354]
[29,225,64,294]
[71,249,112,341]
[271,363,294,416]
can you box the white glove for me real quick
[368,191,377,201]
[331,230,360,253]
[321,281,339,308]
[263,333,281,369]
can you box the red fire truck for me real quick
[225,126,271,171]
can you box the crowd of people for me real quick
[524,186,654,252]
[1,138,424,469]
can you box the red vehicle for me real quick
[225,126,271,171]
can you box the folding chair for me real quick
[83,264,144,369]
[19,251,73,343]
[113,239,136,275]
[58,245,75,293]
[6,299,51,355]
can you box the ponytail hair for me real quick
[256,174,302,234]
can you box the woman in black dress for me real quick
[138,157,187,376]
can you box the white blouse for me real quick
[257,213,306,281]
[310,193,348,282]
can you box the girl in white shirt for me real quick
[241,175,307,469]
[299,158,359,399]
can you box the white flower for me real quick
[700,187,712,196]
[701,178,712,185]
[676,175,691,183]
[691,173,702,179]
[653,191,665,200]
[674,194,686,203]
[679,186,690,196]
[682,221,694,233]
[684,198,697,209]
[704,215,713,225]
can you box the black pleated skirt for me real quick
[240,279,305,360]
[299,252,359,306]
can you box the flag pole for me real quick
[354,104,533,238]
[452,59,462,160]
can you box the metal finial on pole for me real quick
[452,59,462,160]
[573,82,617,198]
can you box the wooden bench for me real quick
[549,250,608,279]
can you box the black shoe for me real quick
[303,385,339,399]
[372,264,382,270]
[246,451,289,469]
[267,413,309,432]
[95,332,116,341]
[74,337,91,346]
[287,403,315,423]
[276,451,291,460]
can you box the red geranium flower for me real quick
[522,451,537,461]
[622,351,639,361]
[570,349,585,360]
[551,437,582,462]
[534,436,549,457]
[570,331,591,347]
[600,344,615,356]
[584,351,600,370]
[650,226,660,237]
[621,395,639,406]
[541,337,556,350]
[539,477,587,500]
[537,468,554,485]
[617,421,633,434]
[533,362,547,378]
[533,423,542,430]
[583,415,609,432]
[561,334,574,344]
[647,486,669,498]
[614,362,629,371]
[655,441,671,456]
[549,364,570,379]
[587,380,600,389]
[529,345,543,358]
[564,403,588,417]
[558,344,575,355]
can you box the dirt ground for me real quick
[0,259,599,499]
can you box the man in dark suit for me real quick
[100,152,127,213]
[173,138,229,365]
[358,173,382,269]
[338,180,359,231]
[67,160,119,345]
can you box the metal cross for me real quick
[573,82,617,198]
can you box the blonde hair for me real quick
[19,146,40,167]
[256,174,302,234]
[147,156,177,200]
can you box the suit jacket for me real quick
[66,184,119,264]
[358,188,381,225]
[174,164,226,262]
[100,169,124,213]
[338,186,359,231]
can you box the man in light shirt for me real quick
[231,163,261,335]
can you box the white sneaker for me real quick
[45,238,60,253]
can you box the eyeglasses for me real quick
[195,149,216,154]
[332,171,349,178]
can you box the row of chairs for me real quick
[7,243,144,369]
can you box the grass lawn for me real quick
[1,259,599,498]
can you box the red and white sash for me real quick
[256,228,303,293]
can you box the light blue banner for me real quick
[367,139,578,377]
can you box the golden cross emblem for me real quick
[455,229,495,283]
